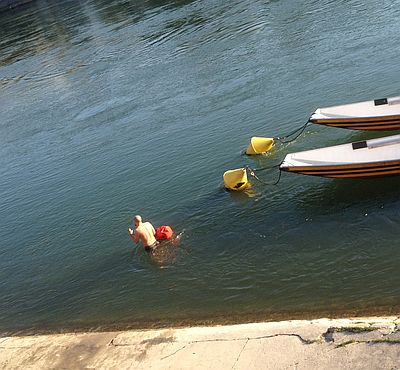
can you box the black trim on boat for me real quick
[311,118,400,131]
[352,141,367,150]
[280,160,400,179]
[374,98,388,106]
[312,116,400,124]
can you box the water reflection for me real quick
[226,185,260,203]
[92,0,196,26]
[148,242,180,267]
[0,0,198,67]
[134,232,184,268]
[0,0,89,66]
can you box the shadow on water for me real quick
[0,0,198,67]
[295,176,400,211]
[0,0,34,12]
[0,0,89,67]
[93,0,197,26]
[346,130,398,143]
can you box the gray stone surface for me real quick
[1,317,400,369]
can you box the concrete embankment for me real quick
[1,317,400,369]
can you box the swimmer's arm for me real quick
[128,228,139,244]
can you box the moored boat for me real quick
[310,96,400,131]
[280,134,400,178]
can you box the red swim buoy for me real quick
[155,225,174,241]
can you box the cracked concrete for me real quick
[232,338,249,369]
[1,317,400,369]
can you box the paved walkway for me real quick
[1,317,400,369]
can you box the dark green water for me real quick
[1,0,400,333]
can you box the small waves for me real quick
[138,0,272,59]
[74,96,132,122]
[144,15,206,47]
[2,0,400,333]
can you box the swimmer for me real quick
[128,215,159,252]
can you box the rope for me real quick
[241,117,312,187]
[246,163,280,172]
[246,165,282,186]
[275,118,310,144]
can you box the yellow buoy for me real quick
[246,137,274,155]
[223,168,249,191]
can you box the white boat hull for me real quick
[280,135,400,178]
[310,96,400,131]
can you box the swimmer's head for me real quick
[134,215,142,226]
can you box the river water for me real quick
[1,0,400,333]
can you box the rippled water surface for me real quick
[1,0,400,333]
